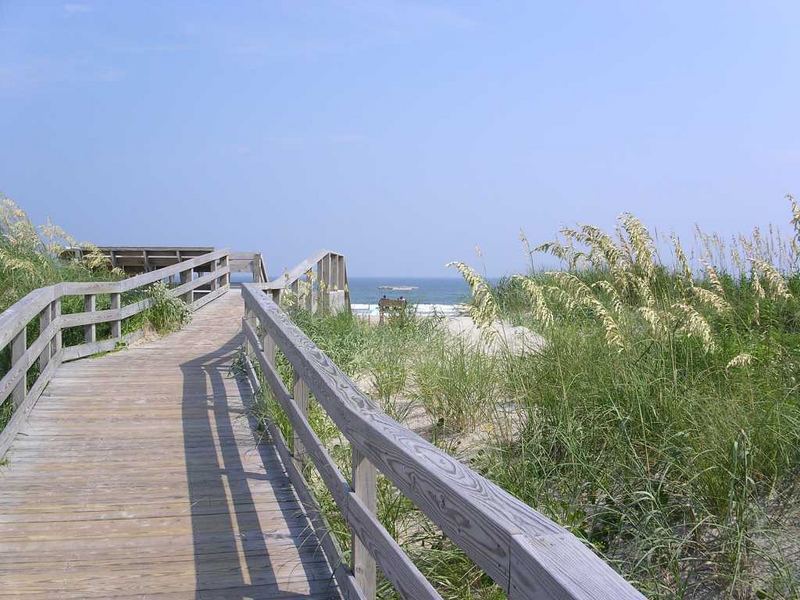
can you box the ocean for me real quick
[348,277,472,317]
[347,277,470,305]
[231,274,475,316]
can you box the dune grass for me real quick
[251,198,800,599]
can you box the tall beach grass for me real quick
[252,197,800,599]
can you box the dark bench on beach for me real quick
[378,296,408,324]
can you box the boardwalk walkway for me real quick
[0,290,339,599]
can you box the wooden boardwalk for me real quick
[0,290,339,599]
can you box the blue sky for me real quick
[1,1,799,277]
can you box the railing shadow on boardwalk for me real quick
[181,333,337,599]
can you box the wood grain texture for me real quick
[351,448,377,600]
[241,284,644,600]
[0,290,340,599]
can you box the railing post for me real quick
[306,274,313,312]
[84,294,96,343]
[319,256,329,314]
[352,448,377,600]
[244,303,257,357]
[338,254,346,290]
[292,373,309,471]
[38,304,51,371]
[331,256,339,291]
[221,254,230,288]
[11,326,27,407]
[209,261,218,292]
[110,293,121,339]
[253,254,262,283]
[180,267,193,304]
[263,330,276,368]
[53,298,62,356]
[311,261,322,313]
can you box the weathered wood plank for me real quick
[61,331,143,362]
[110,293,121,339]
[351,448,377,600]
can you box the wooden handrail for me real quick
[0,249,231,456]
[240,283,644,600]
[258,249,350,313]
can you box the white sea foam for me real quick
[351,303,467,318]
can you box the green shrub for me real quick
[144,281,191,334]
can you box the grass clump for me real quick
[145,281,191,334]
[413,337,498,431]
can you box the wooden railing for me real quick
[260,249,349,313]
[241,283,644,600]
[0,249,231,456]
[62,246,216,274]
[229,251,269,283]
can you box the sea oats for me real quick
[789,193,800,244]
[535,240,585,270]
[547,271,593,310]
[583,224,625,274]
[632,275,656,308]
[81,243,112,270]
[447,261,498,333]
[620,213,656,279]
[548,271,625,350]
[592,280,624,316]
[692,286,731,314]
[750,258,792,300]
[638,306,668,338]
[512,275,553,328]
[672,302,716,353]
[729,240,744,277]
[701,260,726,298]
[589,296,625,352]
[751,268,765,300]
[0,248,37,276]
[672,234,694,286]
[726,353,754,369]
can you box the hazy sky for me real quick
[1,1,799,277]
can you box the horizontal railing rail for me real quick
[0,249,231,456]
[258,249,349,313]
[241,283,644,600]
